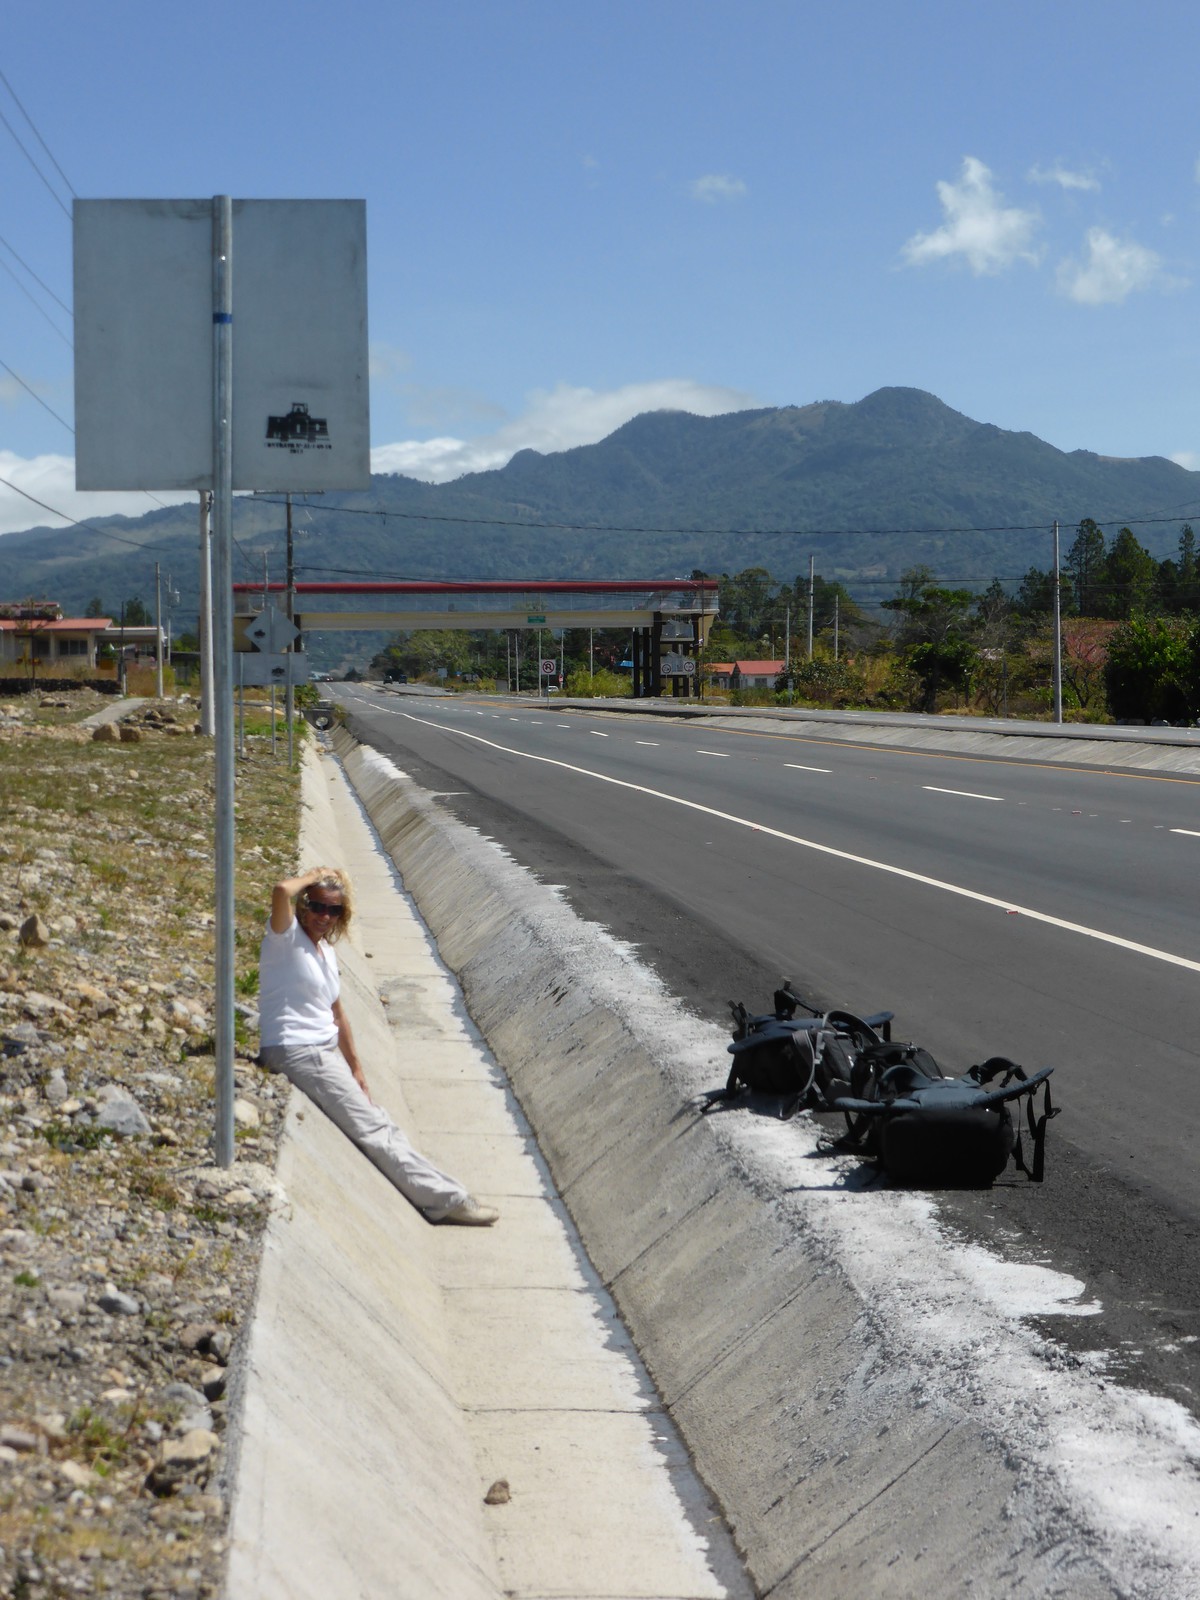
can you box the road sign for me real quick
[244,607,300,652]
[540,659,557,675]
[527,614,547,625]
[663,653,696,675]
[236,653,299,686]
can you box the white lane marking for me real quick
[1171,828,1200,838]
[636,741,660,747]
[591,730,609,738]
[383,709,1200,977]
[696,750,729,758]
[785,763,831,774]
[924,785,1004,803]
[558,724,571,728]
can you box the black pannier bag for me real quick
[710,984,1058,1185]
[839,1052,1057,1186]
[712,984,894,1121]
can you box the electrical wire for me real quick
[245,493,1200,543]
[0,103,71,220]
[0,473,180,554]
[0,257,72,348]
[0,68,75,199]
[0,230,72,318]
[0,357,73,434]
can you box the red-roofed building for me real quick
[0,613,115,672]
[702,662,736,688]
[731,659,785,689]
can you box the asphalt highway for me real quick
[334,686,1200,1418]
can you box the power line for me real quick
[0,474,180,553]
[0,258,72,348]
[0,102,71,220]
[0,68,75,199]
[0,230,72,318]
[0,357,73,433]
[246,493,1200,542]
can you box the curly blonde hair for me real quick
[299,868,354,944]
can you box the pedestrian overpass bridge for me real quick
[233,578,719,696]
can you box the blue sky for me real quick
[2,0,1198,534]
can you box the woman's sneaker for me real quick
[428,1196,499,1226]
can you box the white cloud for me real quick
[1170,450,1200,471]
[1056,227,1176,304]
[0,451,193,538]
[370,379,760,483]
[368,343,413,382]
[903,156,1040,275]
[0,379,761,531]
[1028,162,1100,192]
[689,174,747,204]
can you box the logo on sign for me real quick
[540,659,557,675]
[266,401,331,455]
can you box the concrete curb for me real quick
[225,743,749,1600]
[224,747,501,1600]
[333,726,1120,1599]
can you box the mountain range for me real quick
[1,386,1197,624]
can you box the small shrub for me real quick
[564,668,632,698]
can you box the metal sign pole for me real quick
[211,195,236,1169]
[198,492,214,735]
[285,494,294,766]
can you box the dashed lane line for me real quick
[924,785,1005,803]
[370,707,1200,978]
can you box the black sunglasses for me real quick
[303,897,344,919]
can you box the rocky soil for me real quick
[0,691,299,1599]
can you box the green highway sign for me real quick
[526,614,546,624]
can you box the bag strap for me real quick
[1010,1076,1058,1182]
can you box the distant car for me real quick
[383,668,409,684]
[309,671,332,683]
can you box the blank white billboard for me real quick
[74,198,369,493]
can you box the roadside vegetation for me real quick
[362,520,1200,723]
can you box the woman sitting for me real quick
[258,866,498,1226]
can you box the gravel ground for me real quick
[0,689,299,1600]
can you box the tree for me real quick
[1105,615,1200,723]
[1060,618,1117,710]
[1180,525,1199,605]
[84,595,106,618]
[1013,567,1054,616]
[1158,525,1200,614]
[882,568,977,711]
[1066,519,1105,616]
[374,629,472,679]
[1099,528,1156,619]
[717,568,777,643]
[121,596,151,626]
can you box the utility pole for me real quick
[154,562,164,698]
[833,593,840,660]
[785,605,792,705]
[1052,520,1063,724]
[807,555,815,659]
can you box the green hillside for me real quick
[2,387,1197,624]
